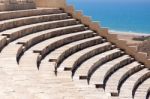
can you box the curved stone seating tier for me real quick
[73,48,122,79]
[1,19,78,41]
[19,30,95,66]
[15,24,86,50]
[0,23,84,65]
[18,46,109,99]
[0,8,63,21]
[119,68,150,99]
[105,61,142,96]
[39,52,109,99]
[0,44,23,74]
[31,30,94,54]
[0,44,23,62]
[134,78,150,99]
[2,25,90,71]
[0,7,149,99]
[117,66,145,95]
[0,13,70,32]
[47,36,103,70]
[0,35,7,51]
[71,80,109,99]
[38,63,109,99]
[87,49,124,80]
[58,42,112,72]
[89,55,132,88]
[147,88,150,99]
[19,52,41,70]
[14,24,86,62]
[132,72,150,97]
[0,24,86,66]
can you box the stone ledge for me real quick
[0,1,36,11]
[0,3,5,11]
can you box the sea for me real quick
[67,0,150,34]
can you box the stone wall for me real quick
[35,0,66,8]
[0,0,36,11]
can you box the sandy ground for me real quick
[109,31,150,59]
[109,31,150,46]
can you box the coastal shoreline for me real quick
[108,30,149,46]
[109,30,150,36]
[108,30,150,59]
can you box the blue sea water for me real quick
[67,0,150,34]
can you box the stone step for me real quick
[19,52,41,70]
[1,18,78,41]
[20,30,94,67]
[132,72,150,97]
[0,44,23,69]
[46,36,103,69]
[15,24,86,50]
[0,13,70,32]
[105,61,142,96]
[0,8,63,21]
[119,68,150,99]
[0,24,86,72]
[19,56,105,99]
[73,80,109,99]
[39,60,56,72]
[39,61,109,99]
[86,49,123,79]
[14,66,84,99]
[0,35,7,51]
[147,88,150,99]
[31,30,94,55]
[58,42,112,72]
[134,78,150,99]
[90,55,132,88]
[73,48,122,79]
[38,36,103,76]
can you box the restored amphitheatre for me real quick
[0,0,150,99]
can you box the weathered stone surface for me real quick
[0,7,149,99]
[0,0,35,11]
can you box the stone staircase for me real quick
[0,7,149,99]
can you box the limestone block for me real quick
[0,0,36,11]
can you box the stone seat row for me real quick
[0,8,78,52]
[56,44,149,99]
[0,24,87,64]
[0,8,63,21]
[0,8,92,72]
[134,75,150,99]
[0,13,69,32]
